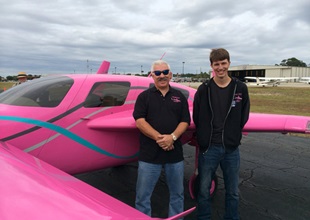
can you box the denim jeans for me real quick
[197,144,240,220]
[135,161,184,217]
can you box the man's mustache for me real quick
[158,77,168,82]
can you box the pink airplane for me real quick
[0,61,309,219]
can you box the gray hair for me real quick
[151,60,171,72]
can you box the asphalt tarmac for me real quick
[75,133,310,220]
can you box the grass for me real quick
[248,87,310,116]
[0,82,15,91]
[248,87,310,137]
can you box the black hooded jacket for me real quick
[193,77,250,152]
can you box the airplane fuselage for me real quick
[0,74,195,174]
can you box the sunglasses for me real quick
[153,69,170,76]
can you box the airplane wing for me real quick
[245,77,298,84]
[245,77,279,87]
[265,77,299,82]
[300,77,310,84]
[244,77,257,80]
[86,110,310,134]
[0,142,195,219]
[86,110,310,135]
[244,113,310,134]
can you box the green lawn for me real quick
[248,87,310,116]
[0,82,15,91]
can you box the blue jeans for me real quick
[135,161,184,217]
[197,144,240,220]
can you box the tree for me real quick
[6,76,14,81]
[279,57,307,67]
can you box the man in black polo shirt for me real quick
[133,60,190,217]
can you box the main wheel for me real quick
[189,174,218,199]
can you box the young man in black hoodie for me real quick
[193,48,250,220]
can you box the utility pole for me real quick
[87,59,89,73]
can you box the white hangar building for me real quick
[228,65,310,82]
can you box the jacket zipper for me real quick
[221,83,237,150]
[203,86,213,155]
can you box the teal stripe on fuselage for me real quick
[0,116,138,159]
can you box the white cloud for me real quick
[1,0,309,76]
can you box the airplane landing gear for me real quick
[188,136,218,200]
[189,173,218,199]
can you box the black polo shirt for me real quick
[133,86,190,164]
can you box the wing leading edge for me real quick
[244,113,310,134]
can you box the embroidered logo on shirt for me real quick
[234,93,243,102]
[171,96,181,103]
[232,93,242,107]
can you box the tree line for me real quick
[275,57,308,67]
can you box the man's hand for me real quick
[156,134,175,151]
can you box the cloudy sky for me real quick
[1,0,309,76]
